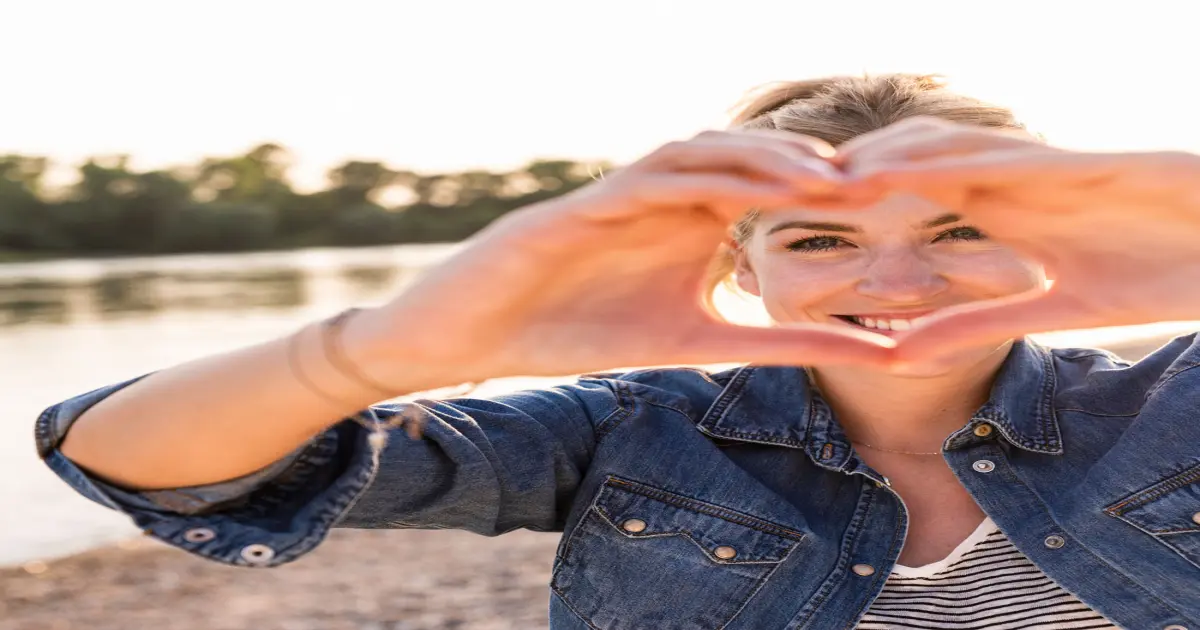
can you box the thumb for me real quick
[891,289,1087,363]
[682,321,897,367]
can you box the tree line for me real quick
[0,144,612,260]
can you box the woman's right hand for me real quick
[345,130,896,390]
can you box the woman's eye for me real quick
[932,226,987,243]
[785,236,851,252]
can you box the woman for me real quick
[37,75,1200,629]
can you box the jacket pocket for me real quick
[1103,462,1200,571]
[551,475,804,630]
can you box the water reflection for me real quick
[0,265,411,327]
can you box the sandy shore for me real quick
[3,528,560,630]
[3,332,1185,630]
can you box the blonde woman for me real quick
[39,75,1200,629]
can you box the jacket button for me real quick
[183,528,216,543]
[621,519,647,533]
[240,544,276,565]
[852,563,875,576]
[1163,625,1188,630]
[714,546,737,560]
[973,424,994,437]
[1192,512,1200,525]
[1044,535,1066,549]
[972,460,996,473]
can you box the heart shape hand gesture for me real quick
[838,117,1200,363]
[353,117,1200,386]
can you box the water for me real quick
[1,244,1196,567]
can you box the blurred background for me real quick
[4,1,1200,628]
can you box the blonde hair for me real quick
[705,73,1029,310]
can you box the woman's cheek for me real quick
[759,260,857,324]
[933,248,1043,295]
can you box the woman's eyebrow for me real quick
[766,220,859,235]
[764,213,962,235]
[922,213,962,228]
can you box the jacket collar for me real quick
[695,338,1063,468]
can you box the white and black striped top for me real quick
[856,516,1121,629]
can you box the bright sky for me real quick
[5,1,1199,191]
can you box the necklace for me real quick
[801,367,944,456]
[850,441,942,456]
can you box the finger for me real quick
[850,148,1103,193]
[843,127,1038,171]
[723,128,839,159]
[630,173,826,222]
[833,116,956,164]
[643,135,845,195]
[890,289,1093,363]
[681,321,897,367]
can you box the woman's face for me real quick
[732,193,1047,373]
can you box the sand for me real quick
[2,528,559,630]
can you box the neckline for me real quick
[890,516,999,579]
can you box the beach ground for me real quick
[3,528,560,630]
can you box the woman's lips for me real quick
[832,312,936,333]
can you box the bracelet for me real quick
[320,307,401,399]
[286,321,358,409]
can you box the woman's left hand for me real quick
[836,117,1200,362]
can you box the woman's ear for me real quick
[731,241,762,297]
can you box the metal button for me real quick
[852,563,876,576]
[182,528,215,543]
[714,546,737,560]
[973,424,994,437]
[239,544,276,565]
[621,518,647,533]
[972,460,996,473]
[1192,512,1200,525]
[1044,535,1066,549]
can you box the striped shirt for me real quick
[856,516,1122,629]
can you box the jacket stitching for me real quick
[1104,463,1200,516]
[1147,361,1200,398]
[997,455,1193,619]
[591,505,796,564]
[603,476,806,540]
[547,586,603,630]
[593,381,633,440]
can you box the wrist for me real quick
[337,305,476,397]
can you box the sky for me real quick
[4,1,1199,191]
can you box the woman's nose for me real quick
[855,252,949,303]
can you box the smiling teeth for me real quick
[852,316,914,331]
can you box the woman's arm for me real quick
[50,128,888,494]
[57,305,451,491]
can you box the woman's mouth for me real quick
[832,313,932,333]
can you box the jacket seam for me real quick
[1054,408,1139,418]
[592,381,634,440]
[603,475,806,540]
[1147,361,1200,398]
[1000,454,1192,620]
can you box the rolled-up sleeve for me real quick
[35,375,620,568]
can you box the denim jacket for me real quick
[36,336,1200,629]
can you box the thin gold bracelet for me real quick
[320,307,400,399]
[286,321,358,409]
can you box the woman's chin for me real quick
[883,342,1014,378]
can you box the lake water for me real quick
[2,244,1196,568]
